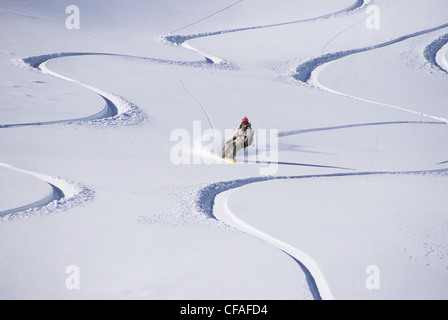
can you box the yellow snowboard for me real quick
[223,158,236,164]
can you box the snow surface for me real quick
[1,0,448,299]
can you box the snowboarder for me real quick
[222,116,254,161]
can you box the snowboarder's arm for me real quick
[230,129,239,142]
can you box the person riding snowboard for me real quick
[222,116,254,161]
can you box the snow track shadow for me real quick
[286,253,322,300]
[278,121,446,137]
[0,95,118,129]
[246,160,354,171]
[0,183,64,218]
[424,33,448,73]
[0,163,94,221]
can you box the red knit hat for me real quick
[242,116,249,123]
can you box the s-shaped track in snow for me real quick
[294,23,448,123]
[3,52,150,128]
[162,0,369,63]
[196,168,448,300]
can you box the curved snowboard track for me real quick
[294,23,448,123]
[164,0,367,45]
[294,23,448,83]
[0,163,94,221]
[3,52,149,128]
[424,33,448,73]
[214,189,330,300]
[3,48,233,129]
[162,0,369,63]
[197,168,448,300]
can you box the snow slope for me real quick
[0,0,447,299]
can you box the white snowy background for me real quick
[1,0,447,299]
